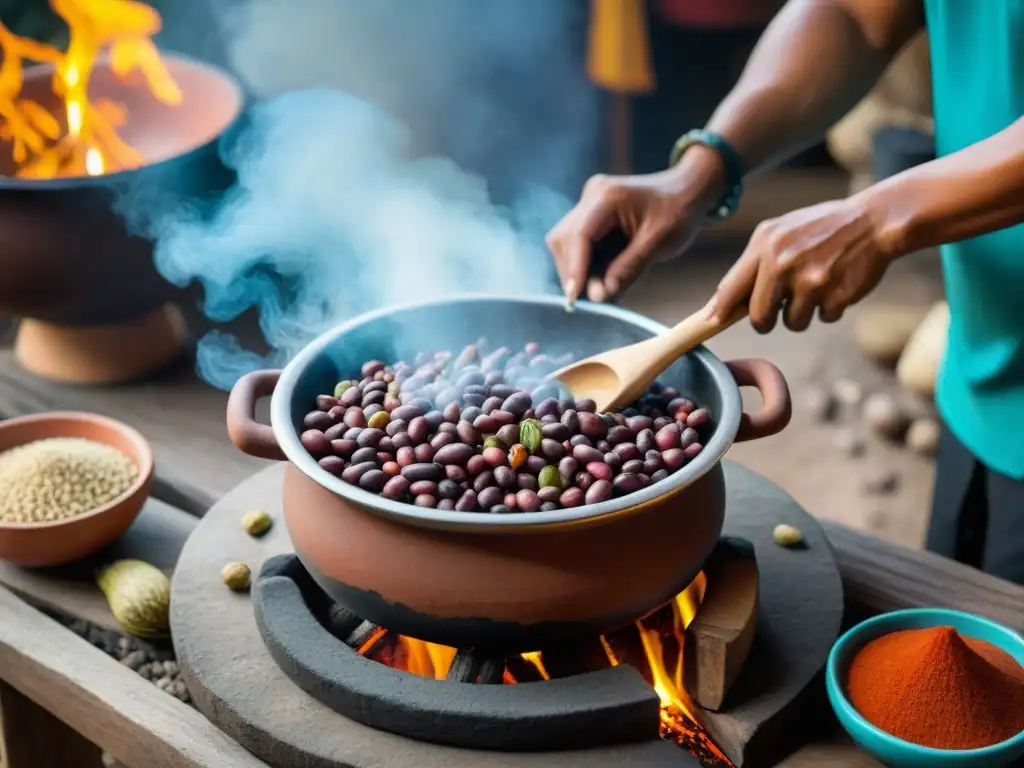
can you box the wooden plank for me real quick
[0,584,268,768]
[0,348,266,515]
[0,498,196,633]
[821,519,1024,633]
[0,680,104,768]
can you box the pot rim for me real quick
[270,293,742,532]
[0,51,244,191]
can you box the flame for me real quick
[359,571,732,765]
[0,0,181,178]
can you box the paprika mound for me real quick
[846,626,1024,750]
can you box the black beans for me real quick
[303,345,709,512]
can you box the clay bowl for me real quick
[0,53,243,327]
[0,412,154,567]
[228,295,792,650]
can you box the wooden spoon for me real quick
[552,304,748,412]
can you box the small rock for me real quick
[833,428,867,457]
[136,664,156,681]
[119,649,148,671]
[905,418,940,457]
[773,523,804,547]
[804,387,838,422]
[833,378,863,407]
[148,660,166,677]
[863,471,900,495]
[167,679,190,702]
[221,561,251,591]
[155,675,172,691]
[162,660,179,677]
[117,636,136,658]
[862,392,907,441]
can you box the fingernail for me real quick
[564,278,577,301]
[587,277,607,303]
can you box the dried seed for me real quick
[241,509,272,537]
[772,524,804,548]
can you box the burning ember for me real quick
[360,572,733,767]
[0,0,181,179]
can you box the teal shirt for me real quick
[924,0,1024,479]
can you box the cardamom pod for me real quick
[538,465,563,490]
[333,379,357,398]
[773,524,804,548]
[221,561,251,591]
[95,559,171,638]
[519,419,543,453]
[241,509,272,537]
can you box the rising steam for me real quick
[130,0,596,390]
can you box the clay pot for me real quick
[0,412,154,567]
[0,54,243,381]
[227,296,792,650]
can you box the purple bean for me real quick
[683,442,703,460]
[301,430,332,458]
[540,439,565,461]
[385,419,407,437]
[324,422,348,441]
[643,456,664,474]
[541,422,571,442]
[463,393,486,407]
[651,469,669,483]
[455,491,478,512]
[443,402,461,423]
[318,455,346,476]
[401,463,442,482]
[340,387,363,407]
[586,462,613,482]
[538,486,561,503]
[578,412,606,439]
[414,494,437,508]
[359,470,388,492]
[343,408,367,429]
[490,384,518,399]
[573,445,604,464]
[473,471,495,492]
[473,414,499,433]
[356,428,385,449]
[462,406,483,423]
[603,452,622,471]
[391,405,422,422]
[482,447,507,467]
[363,404,384,419]
[408,397,433,414]
[362,390,386,408]
[303,411,333,431]
[576,398,597,413]
[478,486,503,508]
[364,380,387,394]
[407,416,429,444]
[516,489,542,512]
[494,466,516,488]
[481,396,503,414]
[613,443,640,463]
[560,487,584,508]
[517,474,539,491]
[483,372,504,387]
[436,498,456,511]
[653,416,671,431]
[490,409,517,426]
[569,435,592,449]
[575,472,594,492]
[395,446,416,467]
[424,410,446,431]
[342,461,377,484]
[558,456,579,480]
[430,432,455,450]
[613,473,642,495]
[350,446,378,464]
[626,415,653,433]
[497,424,520,446]
[636,429,655,453]
[655,423,681,451]
[501,392,532,417]
[621,459,644,474]
[680,427,700,448]
[343,427,364,442]
[437,479,462,500]
[445,465,468,483]
[331,439,357,458]
[434,443,474,466]
[391,432,413,449]
[585,479,613,504]
[526,455,548,474]
[540,501,558,511]
[561,409,580,433]
[382,476,410,500]
[595,440,611,454]
[410,480,438,496]
[362,360,385,378]
[662,449,687,471]
[534,398,560,419]
[466,455,487,476]
[317,394,339,411]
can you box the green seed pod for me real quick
[241,509,273,537]
[387,381,402,398]
[538,465,564,490]
[333,380,357,398]
[221,562,252,591]
[519,419,543,453]
[96,559,171,638]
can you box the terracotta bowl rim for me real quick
[270,293,745,532]
[0,410,155,531]
[0,51,244,190]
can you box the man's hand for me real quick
[708,196,896,333]
[546,147,727,303]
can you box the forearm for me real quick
[670,0,923,208]
[863,117,1024,255]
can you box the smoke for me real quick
[126,0,596,390]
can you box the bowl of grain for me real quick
[0,412,154,567]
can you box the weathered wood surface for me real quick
[0,680,104,768]
[0,583,268,768]
[0,498,196,633]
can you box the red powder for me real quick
[846,626,1024,750]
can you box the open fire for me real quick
[0,0,180,178]
[359,572,733,767]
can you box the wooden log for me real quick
[0,584,268,768]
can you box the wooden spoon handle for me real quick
[654,304,749,367]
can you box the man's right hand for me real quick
[545,146,727,304]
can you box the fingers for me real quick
[782,290,818,332]
[818,295,846,324]
[547,196,617,303]
[710,243,760,324]
[602,223,664,300]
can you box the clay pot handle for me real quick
[725,359,792,443]
[227,369,286,460]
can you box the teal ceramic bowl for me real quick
[827,608,1024,767]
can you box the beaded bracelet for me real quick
[668,129,745,221]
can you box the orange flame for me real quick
[0,0,180,178]
[360,572,732,765]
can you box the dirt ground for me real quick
[624,242,946,550]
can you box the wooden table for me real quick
[0,344,1022,768]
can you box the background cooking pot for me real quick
[227,295,791,650]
